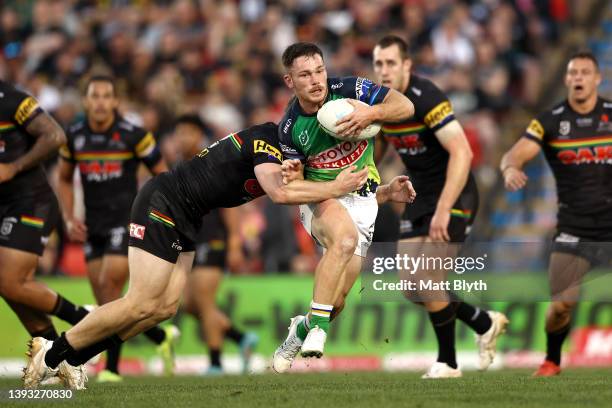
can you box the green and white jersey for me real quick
[278,76,390,196]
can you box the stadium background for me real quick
[1,0,611,376]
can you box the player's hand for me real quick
[335,165,369,195]
[503,167,528,191]
[335,100,374,138]
[66,218,87,243]
[429,208,451,242]
[0,162,18,183]
[388,175,417,203]
[281,159,304,184]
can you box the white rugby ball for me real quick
[317,98,382,141]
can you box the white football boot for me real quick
[272,316,305,373]
[300,326,327,358]
[476,311,509,370]
[421,362,463,379]
[23,337,58,389]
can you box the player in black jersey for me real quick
[501,51,611,377]
[169,115,258,375]
[56,76,177,382]
[372,36,508,378]
[0,80,91,388]
[27,121,418,388]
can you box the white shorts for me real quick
[299,194,378,257]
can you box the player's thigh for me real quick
[309,199,358,248]
[0,246,38,293]
[190,266,223,301]
[548,251,590,302]
[164,251,195,307]
[125,246,176,303]
[100,254,129,288]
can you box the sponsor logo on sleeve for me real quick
[526,119,545,140]
[254,139,282,162]
[14,96,39,125]
[129,223,146,240]
[423,101,453,129]
[355,77,373,102]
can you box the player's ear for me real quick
[283,73,294,89]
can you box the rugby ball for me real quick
[317,98,382,141]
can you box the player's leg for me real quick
[5,300,58,340]
[534,250,589,377]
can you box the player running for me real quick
[23,121,413,389]
[168,115,258,375]
[57,75,178,381]
[372,35,508,378]
[272,42,415,372]
[0,79,89,387]
[501,51,611,377]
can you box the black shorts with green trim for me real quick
[128,175,196,264]
[0,192,59,256]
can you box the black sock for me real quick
[429,305,457,369]
[455,302,492,335]
[105,343,123,374]
[66,334,124,367]
[545,324,570,366]
[32,326,59,341]
[225,326,244,344]
[209,349,221,368]
[143,326,166,345]
[44,332,76,369]
[51,295,89,325]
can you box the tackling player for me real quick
[372,35,508,378]
[169,115,258,374]
[23,121,414,389]
[0,80,88,387]
[501,51,611,377]
[57,76,178,381]
[273,42,415,372]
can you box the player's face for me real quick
[174,123,205,158]
[373,44,411,92]
[84,81,119,123]
[284,54,328,107]
[565,58,601,104]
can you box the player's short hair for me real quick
[84,75,116,96]
[568,51,599,71]
[282,42,324,69]
[174,114,206,133]
[376,35,409,60]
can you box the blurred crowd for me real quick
[1,0,572,274]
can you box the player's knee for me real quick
[0,277,21,301]
[128,298,161,322]
[551,301,575,318]
[330,233,358,257]
[155,302,179,322]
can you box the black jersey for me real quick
[60,115,162,233]
[381,74,477,216]
[522,97,612,227]
[0,81,50,203]
[170,122,282,221]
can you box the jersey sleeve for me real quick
[278,109,306,162]
[333,76,389,106]
[0,85,44,128]
[414,79,455,132]
[133,129,162,168]
[522,111,552,145]
[249,123,283,166]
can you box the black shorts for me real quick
[128,175,196,264]
[0,194,59,256]
[193,240,226,268]
[399,183,479,243]
[551,230,612,267]
[83,226,129,261]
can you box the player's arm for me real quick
[220,207,245,272]
[135,131,167,175]
[429,120,473,241]
[336,89,415,138]
[0,112,66,183]
[56,156,87,242]
[500,137,541,192]
[255,162,368,205]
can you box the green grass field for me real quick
[1,369,611,408]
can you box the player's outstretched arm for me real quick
[500,137,541,192]
[56,158,87,243]
[0,113,66,183]
[376,175,416,205]
[255,162,368,204]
